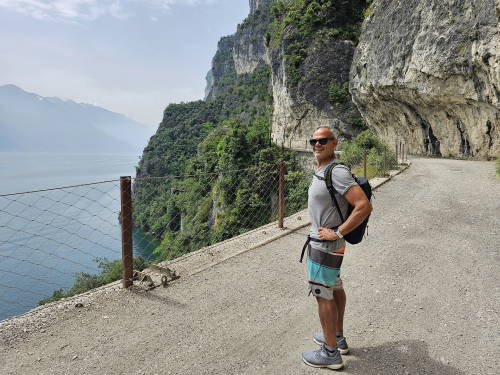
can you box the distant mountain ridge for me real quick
[0,84,151,154]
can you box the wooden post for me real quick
[278,161,285,229]
[120,176,133,288]
[395,141,399,163]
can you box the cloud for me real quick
[0,0,219,21]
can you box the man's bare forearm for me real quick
[338,201,372,235]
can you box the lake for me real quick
[0,152,159,321]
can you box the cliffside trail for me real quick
[1,158,498,374]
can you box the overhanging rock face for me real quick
[350,0,499,158]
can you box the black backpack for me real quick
[324,162,372,245]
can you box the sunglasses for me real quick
[309,137,336,146]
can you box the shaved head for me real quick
[314,126,336,139]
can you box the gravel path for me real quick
[1,157,498,374]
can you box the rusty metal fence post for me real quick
[278,161,285,229]
[120,176,133,288]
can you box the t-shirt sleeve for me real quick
[331,165,358,195]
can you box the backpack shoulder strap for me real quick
[325,162,346,223]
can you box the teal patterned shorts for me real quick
[307,239,345,300]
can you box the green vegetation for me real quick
[340,130,398,178]
[269,0,368,88]
[362,0,375,18]
[38,257,148,305]
[284,170,310,215]
[134,64,305,261]
[350,116,368,131]
[496,157,500,177]
[328,80,350,105]
[238,2,274,45]
[133,2,377,262]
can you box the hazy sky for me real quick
[0,0,249,130]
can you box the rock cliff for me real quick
[205,1,272,97]
[205,0,367,149]
[270,35,361,150]
[204,36,235,100]
[250,0,267,14]
[268,0,368,149]
[233,0,272,75]
[350,0,499,158]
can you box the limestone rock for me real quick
[205,36,235,100]
[350,0,499,158]
[271,35,362,150]
[250,0,267,14]
[205,1,273,98]
[233,0,272,75]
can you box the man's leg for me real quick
[316,296,338,347]
[332,285,349,354]
[303,287,344,369]
[333,288,346,334]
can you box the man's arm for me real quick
[317,185,372,240]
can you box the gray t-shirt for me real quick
[308,162,357,251]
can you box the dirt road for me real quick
[1,157,498,374]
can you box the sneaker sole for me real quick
[312,337,350,355]
[302,357,344,370]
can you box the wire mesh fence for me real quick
[0,180,158,321]
[0,146,407,321]
[132,163,281,261]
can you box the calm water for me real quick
[0,153,159,321]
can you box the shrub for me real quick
[39,257,149,305]
[339,141,364,166]
[339,130,397,175]
[351,116,368,130]
[328,80,349,105]
[285,170,310,215]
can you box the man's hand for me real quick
[317,227,338,241]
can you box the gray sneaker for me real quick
[312,333,349,354]
[302,344,344,370]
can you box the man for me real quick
[302,126,372,370]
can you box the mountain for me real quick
[204,0,498,158]
[0,84,151,154]
[204,0,368,150]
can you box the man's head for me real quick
[310,126,338,163]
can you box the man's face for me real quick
[311,128,337,161]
